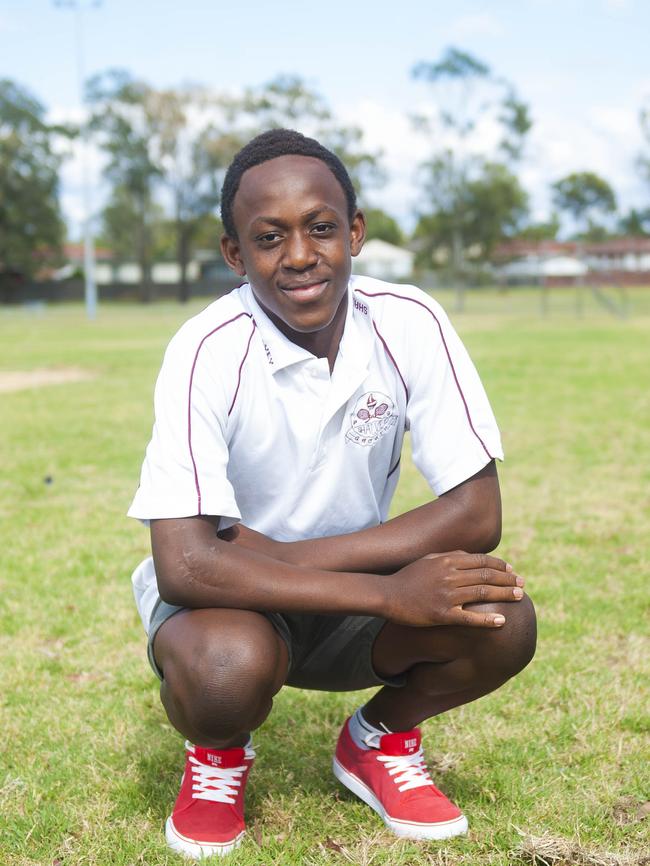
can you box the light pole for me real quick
[54,0,101,320]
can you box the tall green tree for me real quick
[551,171,617,239]
[87,69,161,301]
[0,79,67,285]
[413,162,528,267]
[147,85,237,301]
[411,48,531,293]
[89,71,386,302]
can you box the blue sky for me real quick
[2,0,649,233]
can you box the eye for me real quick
[311,222,335,236]
[256,231,282,245]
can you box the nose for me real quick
[283,231,318,271]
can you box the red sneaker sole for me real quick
[165,816,245,859]
[332,756,468,840]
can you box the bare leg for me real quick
[152,608,290,748]
[364,595,536,731]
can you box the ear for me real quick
[349,209,366,257]
[220,234,246,277]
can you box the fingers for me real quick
[454,566,524,588]
[425,551,511,573]
[451,607,507,628]
[424,551,524,588]
[464,584,524,604]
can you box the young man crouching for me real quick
[128,129,536,858]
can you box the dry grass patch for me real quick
[0,367,95,392]
[512,831,650,866]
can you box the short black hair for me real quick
[220,128,357,239]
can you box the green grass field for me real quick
[1,288,648,865]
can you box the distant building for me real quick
[493,238,650,286]
[353,239,415,282]
[583,237,650,274]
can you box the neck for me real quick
[264,293,348,373]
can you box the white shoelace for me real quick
[189,755,248,804]
[376,747,434,793]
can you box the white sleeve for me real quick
[127,327,241,525]
[405,296,503,496]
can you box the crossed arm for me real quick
[151,460,523,629]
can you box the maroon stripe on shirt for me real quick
[387,455,401,479]
[356,289,494,460]
[372,320,409,401]
[228,319,257,417]
[187,311,252,514]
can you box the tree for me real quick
[87,69,161,301]
[413,162,528,267]
[411,47,531,302]
[99,184,166,267]
[363,208,404,246]
[551,171,617,239]
[147,85,237,301]
[618,207,650,236]
[89,70,386,302]
[0,79,67,286]
[464,163,529,252]
[638,100,650,190]
[514,214,561,242]
[231,75,385,202]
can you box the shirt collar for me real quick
[240,283,312,373]
[240,280,373,376]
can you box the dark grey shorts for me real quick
[147,599,406,691]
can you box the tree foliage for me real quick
[618,207,650,236]
[411,48,531,280]
[88,71,384,301]
[638,100,650,189]
[551,171,617,238]
[513,214,561,242]
[87,70,162,300]
[363,208,404,246]
[146,85,234,300]
[227,75,385,200]
[414,160,528,267]
[0,79,68,280]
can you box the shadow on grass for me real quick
[109,674,488,846]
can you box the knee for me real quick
[466,593,537,681]
[162,613,286,738]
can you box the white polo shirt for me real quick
[128,275,503,629]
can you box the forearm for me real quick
[152,518,388,616]
[151,515,522,630]
[279,461,502,574]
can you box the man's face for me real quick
[221,155,365,351]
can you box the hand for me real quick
[387,551,524,628]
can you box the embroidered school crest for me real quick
[345,392,397,446]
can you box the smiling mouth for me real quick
[279,280,329,301]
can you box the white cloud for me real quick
[48,104,107,235]
[49,82,650,238]
[336,91,647,233]
[522,99,646,221]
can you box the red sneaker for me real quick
[333,718,467,840]
[165,740,255,859]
